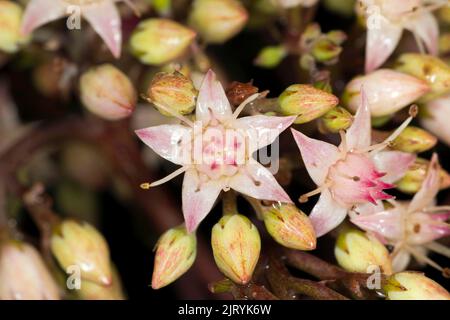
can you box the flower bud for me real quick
[188,0,248,44]
[391,126,437,153]
[311,38,342,63]
[78,265,125,300]
[278,84,339,124]
[148,71,197,116]
[254,45,287,69]
[396,158,450,194]
[50,220,112,286]
[383,272,450,300]
[438,6,450,25]
[321,106,353,132]
[343,69,430,117]
[0,1,29,53]
[0,240,60,300]
[263,204,316,250]
[152,225,196,289]
[334,228,393,275]
[395,54,450,102]
[130,18,196,65]
[211,214,261,284]
[439,33,450,55]
[80,64,137,121]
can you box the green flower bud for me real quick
[439,33,450,55]
[438,5,450,25]
[384,272,450,300]
[0,1,29,53]
[51,220,112,286]
[211,214,261,284]
[148,71,198,116]
[188,0,248,44]
[395,54,450,102]
[322,106,353,132]
[335,228,393,275]
[254,45,287,69]
[278,84,339,124]
[153,0,171,16]
[152,225,196,289]
[263,204,316,250]
[391,126,437,153]
[312,38,342,63]
[130,18,196,66]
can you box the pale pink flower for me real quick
[136,70,295,232]
[421,93,450,147]
[21,0,138,58]
[360,0,445,72]
[352,154,450,272]
[292,89,416,237]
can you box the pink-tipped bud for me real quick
[384,272,450,300]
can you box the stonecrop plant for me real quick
[0,0,449,301]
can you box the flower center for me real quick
[327,152,393,207]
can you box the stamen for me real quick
[141,94,195,127]
[232,93,261,119]
[299,183,331,203]
[426,241,450,259]
[140,166,188,189]
[413,32,426,54]
[338,130,347,153]
[424,206,450,212]
[122,0,141,17]
[406,245,444,272]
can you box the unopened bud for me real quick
[50,220,112,286]
[148,72,197,116]
[130,18,196,65]
[152,225,196,289]
[263,204,316,250]
[312,38,342,63]
[0,1,29,53]
[188,0,248,44]
[254,45,287,69]
[396,158,450,194]
[438,6,450,25]
[0,240,60,300]
[322,106,353,132]
[153,0,171,16]
[80,64,137,121]
[383,272,450,300]
[439,33,450,55]
[343,69,430,117]
[211,214,261,284]
[391,126,437,153]
[395,54,450,102]
[278,84,339,124]
[78,265,125,300]
[335,228,392,275]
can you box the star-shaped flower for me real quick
[351,153,450,272]
[360,0,445,72]
[136,70,295,232]
[291,89,416,237]
[21,0,136,58]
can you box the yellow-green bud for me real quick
[0,1,29,53]
[438,5,450,25]
[130,18,196,66]
[278,84,339,124]
[322,0,356,18]
[391,126,437,153]
[148,71,197,116]
[50,220,112,286]
[188,0,248,44]
[263,204,316,250]
[254,45,287,69]
[312,38,342,63]
[322,106,353,132]
[152,225,196,289]
[439,33,450,55]
[383,272,450,300]
[396,158,450,194]
[78,265,125,300]
[80,64,137,121]
[211,214,261,284]
[153,0,171,16]
[335,228,393,275]
[395,54,450,102]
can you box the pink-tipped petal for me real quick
[196,70,232,125]
[182,169,224,232]
[365,18,402,72]
[135,125,192,165]
[345,87,371,150]
[228,160,292,203]
[291,128,340,186]
[408,153,440,213]
[350,201,385,218]
[350,209,403,240]
[405,11,439,56]
[82,2,122,58]
[371,151,416,183]
[309,189,347,237]
[21,0,67,34]
[234,115,296,153]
